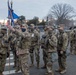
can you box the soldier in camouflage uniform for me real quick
[70,30,74,54]
[73,29,76,54]
[70,29,76,55]
[8,30,17,68]
[29,24,40,68]
[41,26,49,69]
[0,27,9,75]
[14,24,31,75]
[9,26,21,72]
[56,25,68,74]
[35,26,40,33]
[45,26,57,75]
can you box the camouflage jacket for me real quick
[57,32,68,51]
[30,29,40,46]
[16,30,31,55]
[0,34,9,54]
[47,34,57,52]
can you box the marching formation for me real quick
[0,23,76,75]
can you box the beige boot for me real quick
[45,72,54,75]
[55,68,63,72]
[29,64,34,67]
[37,63,39,69]
[60,69,66,74]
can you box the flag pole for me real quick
[11,0,13,26]
[7,0,10,73]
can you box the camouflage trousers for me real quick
[19,54,29,75]
[43,49,48,66]
[29,45,40,66]
[57,51,67,70]
[70,42,76,54]
[12,50,17,67]
[0,54,6,74]
[11,46,17,67]
[46,52,53,73]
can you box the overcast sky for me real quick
[0,0,76,20]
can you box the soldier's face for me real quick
[58,27,64,33]
[31,26,34,29]
[48,30,53,37]
[30,27,34,31]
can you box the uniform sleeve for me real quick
[2,35,9,48]
[69,31,73,42]
[34,31,40,44]
[49,35,57,47]
[62,33,68,51]
[37,32,40,45]
[8,34,12,42]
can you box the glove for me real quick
[60,51,64,54]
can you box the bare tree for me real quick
[49,3,76,25]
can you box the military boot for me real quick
[37,63,39,69]
[41,65,46,69]
[15,68,20,72]
[15,66,20,72]
[30,60,34,67]
[45,72,54,75]
[60,69,66,74]
[29,63,34,67]
[55,68,63,72]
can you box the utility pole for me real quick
[46,16,49,25]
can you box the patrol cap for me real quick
[1,25,7,30]
[0,26,7,34]
[58,24,64,27]
[22,24,26,27]
[44,25,50,31]
[58,24,64,30]
[14,25,20,29]
[49,26,55,30]
[22,24,28,28]
[44,25,54,31]
[30,24,35,27]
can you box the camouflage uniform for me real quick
[73,29,76,54]
[16,29,31,75]
[70,29,76,54]
[57,30,68,73]
[41,29,48,69]
[46,29,57,75]
[29,25,40,68]
[35,27,40,33]
[0,29,9,75]
[8,31,17,68]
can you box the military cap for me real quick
[22,24,28,29]
[44,25,49,31]
[30,24,35,27]
[1,25,7,30]
[14,25,20,29]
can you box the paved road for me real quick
[3,50,76,75]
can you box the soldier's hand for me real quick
[60,51,63,54]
